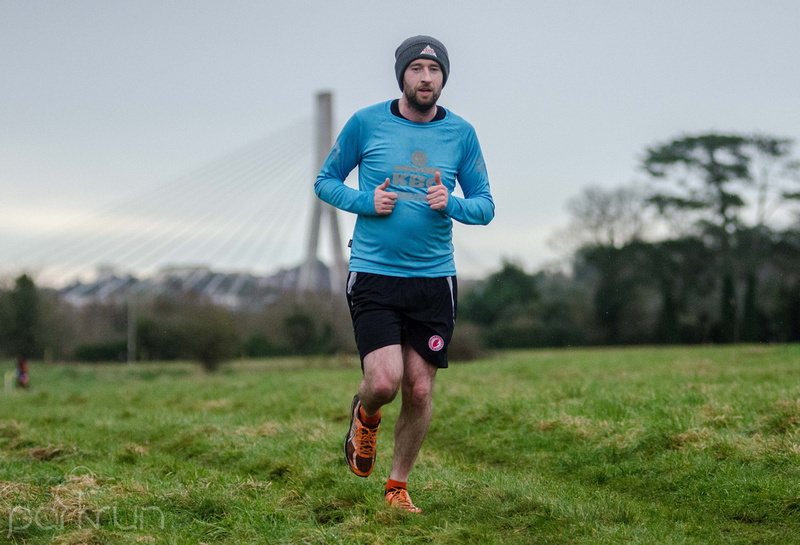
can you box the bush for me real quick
[183,306,239,372]
[242,333,289,357]
[448,323,487,362]
[484,313,542,349]
[73,340,128,362]
[283,309,334,355]
[136,317,190,360]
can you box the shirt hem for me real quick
[348,264,457,278]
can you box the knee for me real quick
[404,380,433,409]
[367,371,401,404]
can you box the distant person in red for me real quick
[16,356,29,388]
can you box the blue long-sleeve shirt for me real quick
[315,100,494,277]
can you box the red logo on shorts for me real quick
[428,335,444,352]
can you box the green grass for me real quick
[2,345,800,543]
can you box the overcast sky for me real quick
[2,0,799,284]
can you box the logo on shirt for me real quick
[392,150,440,190]
[390,151,444,202]
[421,45,437,57]
[428,335,444,352]
[330,141,342,164]
[411,150,427,168]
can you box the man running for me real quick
[314,35,495,513]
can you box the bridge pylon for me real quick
[298,91,347,292]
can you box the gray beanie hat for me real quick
[394,35,449,91]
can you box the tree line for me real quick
[1,131,798,366]
[461,132,800,347]
[0,281,354,371]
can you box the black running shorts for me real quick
[345,272,457,369]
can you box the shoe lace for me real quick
[355,424,377,457]
[387,488,415,510]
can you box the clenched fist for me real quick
[374,178,397,215]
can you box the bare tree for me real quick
[550,184,649,252]
[748,135,800,227]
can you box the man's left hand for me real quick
[427,171,449,211]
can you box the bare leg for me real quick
[389,343,437,482]
[358,344,403,416]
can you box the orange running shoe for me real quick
[343,395,380,477]
[385,487,422,514]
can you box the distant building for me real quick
[58,261,332,310]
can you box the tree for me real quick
[749,135,800,227]
[184,305,239,372]
[9,274,41,359]
[768,228,800,342]
[283,309,334,355]
[740,137,800,341]
[644,238,716,344]
[460,261,540,348]
[576,243,657,345]
[643,134,752,234]
[0,288,10,355]
[551,184,649,251]
[136,316,190,360]
[642,133,800,342]
[643,134,754,342]
[460,260,538,327]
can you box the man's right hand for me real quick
[374,178,397,215]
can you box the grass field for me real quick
[2,345,800,544]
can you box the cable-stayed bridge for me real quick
[3,92,484,308]
[4,93,350,306]
[6,118,317,280]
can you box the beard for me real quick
[403,83,441,114]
